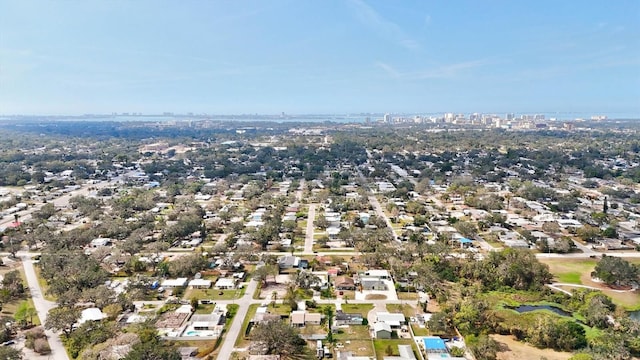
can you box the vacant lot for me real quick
[492,334,572,360]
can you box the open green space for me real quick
[373,339,417,360]
[334,325,371,340]
[184,287,245,301]
[540,258,640,310]
[340,303,373,316]
[386,304,416,318]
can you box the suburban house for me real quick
[373,322,392,339]
[334,276,356,290]
[188,279,212,289]
[252,306,282,324]
[79,307,107,324]
[383,344,416,360]
[278,255,300,269]
[334,311,363,326]
[360,277,387,291]
[290,311,323,327]
[363,269,391,279]
[161,278,188,288]
[376,312,405,330]
[214,278,237,290]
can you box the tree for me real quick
[601,226,618,239]
[576,225,601,243]
[1,270,25,300]
[253,264,278,286]
[250,320,307,359]
[385,344,394,356]
[467,334,498,360]
[592,256,639,287]
[0,347,22,360]
[45,306,80,336]
[293,271,321,290]
[14,301,37,327]
[284,283,300,310]
[427,311,452,335]
[579,292,615,328]
[454,221,477,238]
[323,306,334,343]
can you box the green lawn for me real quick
[411,324,430,336]
[557,272,582,284]
[386,304,416,318]
[33,266,57,301]
[373,339,417,360]
[539,258,598,284]
[236,304,260,347]
[397,292,418,300]
[184,287,245,301]
[194,304,216,314]
[341,304,374,316]
[334,325,371,340]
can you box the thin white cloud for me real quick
[375,59,493,79]
[347,0,421,51]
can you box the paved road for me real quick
[216,279,259,360]
[356,167,399,242]
[295,180,305,203]
[571,239,597,256]
[368,195,399,242]
[21,254,70,360]
[304,204,317,254]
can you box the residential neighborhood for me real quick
[0,119,639,360]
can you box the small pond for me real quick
[512,305,572,317]
[629,310,640,322]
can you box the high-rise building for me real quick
[383,113,391,123]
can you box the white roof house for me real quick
[79,307,107,324]
[376,312,406,327]
[188,279,212,288]
[364,269,391,279]
[214,278,237,289]
[90,238,112,248]
[161,278,188,287]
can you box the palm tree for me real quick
[271,291,278,308]
[323,306,334,343]
[284,282,299,310]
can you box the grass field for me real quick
[341,303,373,316]
[183,287,245,301]
[386,304,416,318]
[373,339,417,360]
[539,258,598,285]
[540,258,640,310]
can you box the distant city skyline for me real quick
[1,0,639,116]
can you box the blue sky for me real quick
[1,0,639,116]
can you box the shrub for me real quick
[34,338,52,354]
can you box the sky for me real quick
[1,0,639,116]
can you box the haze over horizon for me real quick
[1,0,639,116]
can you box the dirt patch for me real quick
[365,294,387,300]
[491,334,572,360]
[259,284,288,300]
